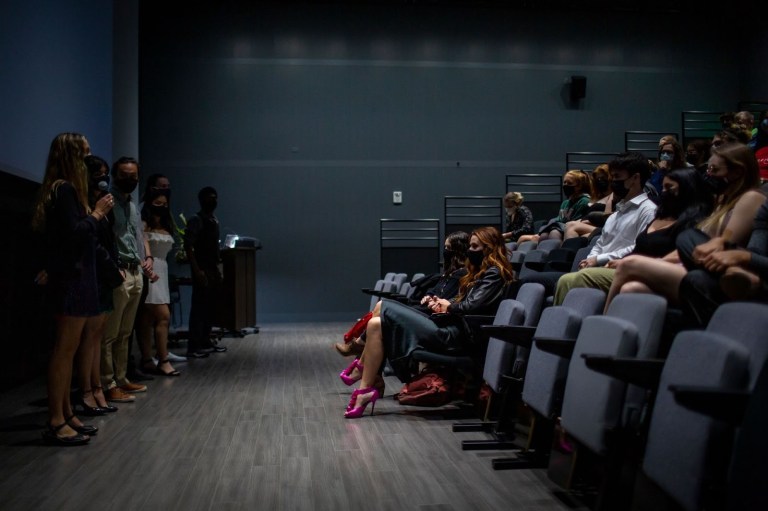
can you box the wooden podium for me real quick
[219,247,258,333]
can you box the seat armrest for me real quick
[669,385,750,425]
[481,325,537,349]
[547,261,573,272]
[362,288,396,298]
[534,337,577,358]
[463,314,497,328]
[524,261,547,272]
[582,356,665,389]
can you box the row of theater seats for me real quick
[411,283,768,511]
[506,236,596,280]
[361,272,425,310]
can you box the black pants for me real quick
[188,268,222,353]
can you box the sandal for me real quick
[42,422,90,446]
[157,359,181,377]
[65,415,98,436]
[141,357,159,375]
[93,386,118,412]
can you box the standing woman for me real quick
[73,155,123,415]
[137,188,180,376]
[32,133,114,445]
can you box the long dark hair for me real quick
[656,168,713,230]
[444,231,469,275]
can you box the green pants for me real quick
[553,267,616,305]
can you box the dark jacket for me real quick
[447,266,507,316]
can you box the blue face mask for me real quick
[659,152,673,162]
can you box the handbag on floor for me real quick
[395,367,451,407]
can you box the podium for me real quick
[220,247,258,333]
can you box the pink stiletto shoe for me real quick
[339,358,363,386]
[344,387,380,419]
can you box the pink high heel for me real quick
[344,387,380,418]
[339,358,363,386]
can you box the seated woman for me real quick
[341,226,515,418]
[604,142,766,311]
[679,196,768,327]
[501,191,534,242]
[553,168,713,304]
[563,163,614,240]
[334,231,470,357]
[517,170,592,244]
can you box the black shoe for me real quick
[185,350,210,358]
[66,416,98,436]
[42,423,89,446]
[128,369,154,382]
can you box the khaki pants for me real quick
[101,268,144,388]
[553,267,616,305]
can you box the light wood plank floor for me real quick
[0,323,586,511]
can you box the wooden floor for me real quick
[0,323,585,511]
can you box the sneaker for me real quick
[106,387,135,403]
[200,345,227,353]
[166,352,187,363]
[120,382,147,394]
[186,350,210,358]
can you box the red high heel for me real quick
[339,359,363,386]
[344,387,380,418]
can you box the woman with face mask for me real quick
[136,189,180,376]
[339,226,514,418]
[502,192,534,243]
[518,170,592,244]
[602,142,764,312]
[32,133,115,445]
[563,163,614,240]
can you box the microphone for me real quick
[97,180,109,193]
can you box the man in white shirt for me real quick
[553,152,658,304]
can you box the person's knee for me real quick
[620,281,650,294]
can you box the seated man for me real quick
[553,152,658,304]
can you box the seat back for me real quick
[522,288,607,418]
[569,245,593,272]
[482,283,546,392]
[369,279,399,310]
[410,272,425,284]
[560,293,667,455]
[535,238,562,254]
[509,240,538,265]
[706,302,768,389]
[642,331,750,511]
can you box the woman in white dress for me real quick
[138,189,180,376]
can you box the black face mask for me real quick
[201,198,217,212]
[686,153,698,165]
[466,249,484,268]
[150,204,169,217]
[594,179,609,193]
[658,190,681,218]
[115,178,138,194]
[704,175,729,195]
[562,185,576,197]
[610,179,630,200]
[443,249,454,262]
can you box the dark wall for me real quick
[139,2,758,322]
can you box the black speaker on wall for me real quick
[570,75,587,101]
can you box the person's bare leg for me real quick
[348,317,384,411]
[87,314,109,407]
[48,316,86,437]
[150,304,176,374]
[77,314,105,408]
[604,255,687,312]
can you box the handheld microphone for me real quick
[97,181,109,193]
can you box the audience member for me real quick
[553,168,712,304]
[184,186,227,358]
[32,133,114,445]
[341,226,514,418]
[750,111,768,184]
[648,137,688,195]
[563,163,613,239]
[101,156,152,403]
[137,189,180,376]
[604,142,765,310]
[686,138,712,173]
[501,192,534,242]
[517,170,591,243]
[679,196,768,327]
[334,231,470,357]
